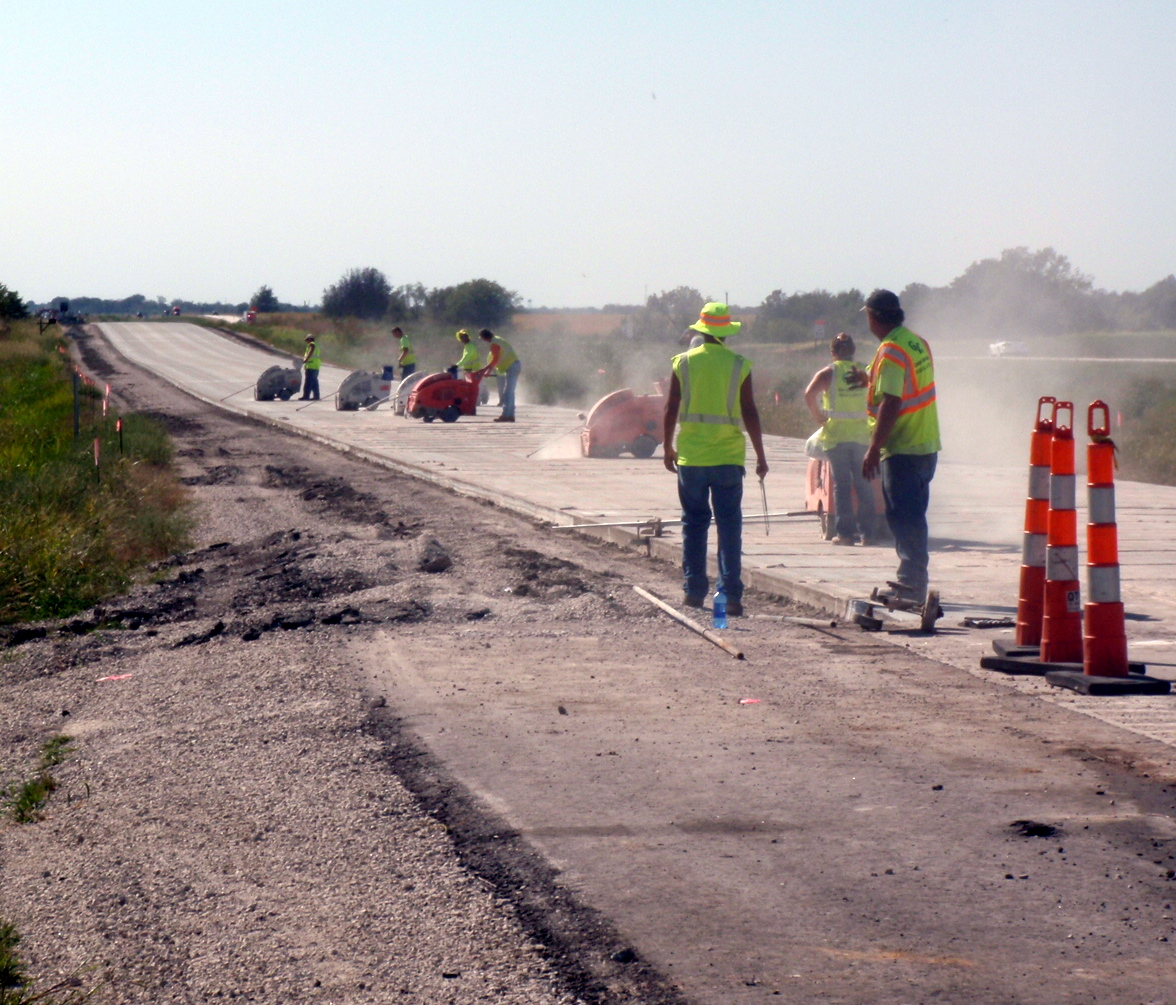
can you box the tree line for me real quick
[631,248,1176,342]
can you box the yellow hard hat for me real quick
[688,302,741,339]
[456,328,469,340]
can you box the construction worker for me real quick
[804,332,876,545]
[453,328,489,404]
[299,334,321,401]
[663,302,769,616]
[859,289,941,603]
[393,327,416,380]
[477,329,521,422]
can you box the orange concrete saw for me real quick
[406,368,484,423]
[580,380,666,458]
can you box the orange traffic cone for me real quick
[1015,396,1056,646]
[1083,401,1128,677]
[1040,401,1083,664]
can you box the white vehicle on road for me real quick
[989,340,1030,356]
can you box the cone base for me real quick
[1045,669,1170,696]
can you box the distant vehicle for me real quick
[171,306,181,316]
[989,340,1030,357]
[245,309,257,323]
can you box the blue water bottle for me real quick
[712,588,728,629]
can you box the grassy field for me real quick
[0,320,191,624]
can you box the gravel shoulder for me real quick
[0,327,690,1004]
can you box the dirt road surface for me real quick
[1,326,1175,1004]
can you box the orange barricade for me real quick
[1015,396,1056,646]
[1083,401,1129,677]
[1040,401,1083,663]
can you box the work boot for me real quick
[683,594,705,609]
[831,535,855,546]
[874,582,925,605]
[727,599,744,617]
[493,415,515,423]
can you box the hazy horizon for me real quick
[4,1,1174,309]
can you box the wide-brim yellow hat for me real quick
[688,302,741,339]
[455,329,469,341]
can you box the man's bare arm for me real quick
[740,375,769,479]
[803,366,833,425]
[862,392,900,480]
[662,373,681,472]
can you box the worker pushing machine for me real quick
[804,332,876,545]
[453,329,482,376]
[394,327,416,380]
[663,302,769,616]
[858,289,941,603]
[299,334,321,401]
[477,329,521,422]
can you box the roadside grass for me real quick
[0,321,191,624]
[0,918,100,1004]
[1117,378,1176,485]
[4,736,73,824]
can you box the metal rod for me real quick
[552,510,816,530]
[747,614,838,628]
[633,586,745,660]
[364,394,392,411]
[759,475,769,536]
[218,383,256,402]
[526,422,584,459]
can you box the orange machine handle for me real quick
[1052,400,1073,438]
[1035,396,1056,432]
[1088,400,1110,439]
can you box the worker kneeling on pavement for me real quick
[663,302,769,617]
[860,289,941,604]
[804,332,876,546]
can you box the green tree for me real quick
[0,284,28,319]
[752,288,864,342]
[250,285,280,312]
[432,278,521,326]
[321,267,392,320]
[632,286,708,341]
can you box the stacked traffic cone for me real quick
[1082,401,1128,677]
[1040,401,1084,664]
[1014,397,1056,646]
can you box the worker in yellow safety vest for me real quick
[453,329,489,404]
[393,327,416,379]
[299,334,321,401]
[663,302,769,616]
[477,329,521,422]
[804,332,876,546]
[858,288,941,603]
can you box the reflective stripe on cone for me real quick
[1015,396,1056,646]
[1041,401,1083,664]
[1084,400,1129,678]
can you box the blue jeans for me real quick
[400,363,416,380]
[827,441,875,539]
[301,368,320,400]
[881,452,937,597]
[500,360,521,418]
[678,464,744,602]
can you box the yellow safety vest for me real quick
[303,342,321,370]
[819,359,871,447]
[399,335,416,365]
[867,326,941,456]
[458,341,482,372]
[671,342,751,467]
[487,336,518,374]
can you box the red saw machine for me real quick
[580,380,666,458]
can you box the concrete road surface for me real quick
[76,321,1176,1004]
[96,322,1176,754]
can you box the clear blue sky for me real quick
[3,0,1174,307]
